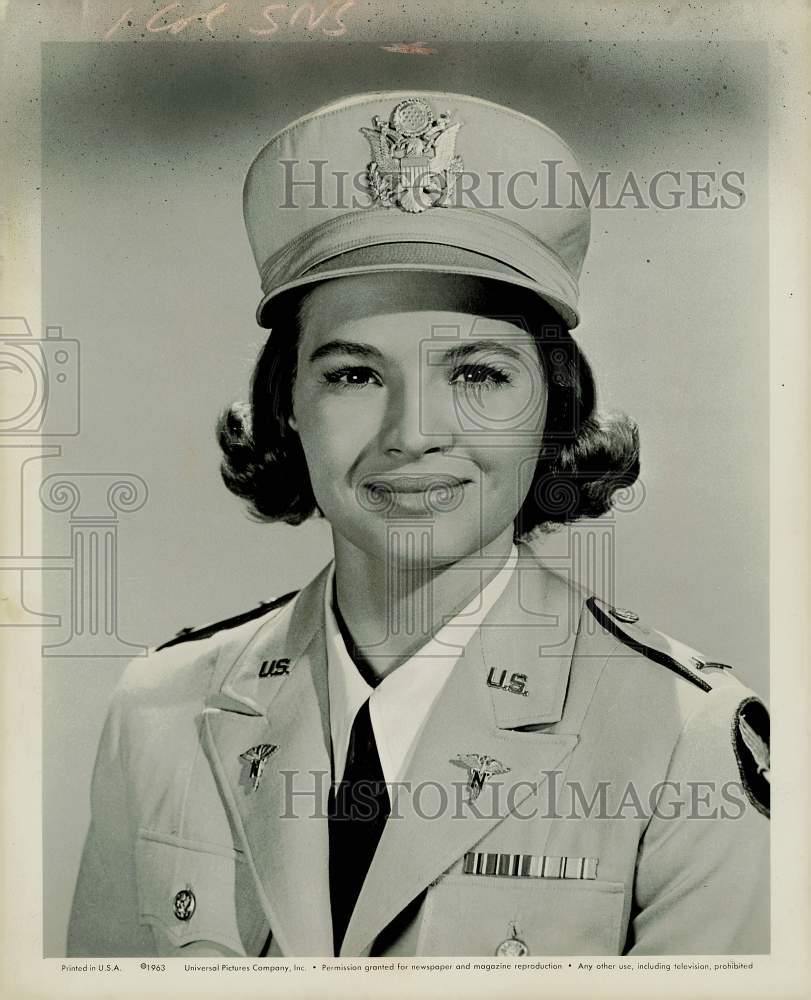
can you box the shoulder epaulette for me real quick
[585,596,736,693]
[155,590,299,652]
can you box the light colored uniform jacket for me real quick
[68,544,769,957]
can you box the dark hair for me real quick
[218,280,640,539]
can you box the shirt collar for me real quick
[324,545,518,786]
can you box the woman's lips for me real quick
[363,474,470,494]
[361,475,472,514]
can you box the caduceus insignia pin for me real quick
[239,744,278,791]
[450,753,511,802]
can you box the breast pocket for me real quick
[416,874,626,956]
[135,832,260,956]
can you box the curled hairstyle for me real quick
[218,281,640,539]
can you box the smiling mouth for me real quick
[360,475,472,516]
[364,475,471,494]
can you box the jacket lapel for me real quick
[200,565,335,956]
[340,550,582,957]
[201,546,585,957]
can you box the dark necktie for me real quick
[328,698,390,954]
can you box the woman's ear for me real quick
[288,412,298,432]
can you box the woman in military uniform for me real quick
[68,92,769,958]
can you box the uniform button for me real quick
[173,888,196,921]
[610,606,639,624]
[495,936,528,957]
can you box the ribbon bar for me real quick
[463,851,598,880]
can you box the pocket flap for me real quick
[417,874,626,956]
[135,832,248,954]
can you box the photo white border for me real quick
[0,2,807,996]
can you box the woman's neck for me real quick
[331,527,516,682]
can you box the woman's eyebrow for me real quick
[308,340,383,363]
[307,338,525,365]
[441,340,524,363]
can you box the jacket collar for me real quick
[214,543,579,727]
[211,560,331,717]
[201,544,582,956]
[480,542,581,726]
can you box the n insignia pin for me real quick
[361,97,464,213]
[239,744,278,791]
[450,753,511,802]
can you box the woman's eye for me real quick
[450,363,513,389]
[321,366,381,389]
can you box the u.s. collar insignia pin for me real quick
[360,97,464,214]
[239,744,278,791]
[450,753,511,802]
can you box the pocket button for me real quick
[173,888,196,922]
[495,935,528,957]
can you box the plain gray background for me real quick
[41,40,768,955]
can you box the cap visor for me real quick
[256,243,579,330]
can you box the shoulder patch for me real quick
[586,597,713,692]
[155,590,299,652]
[733,696,770,818]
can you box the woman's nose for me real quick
[380,380,454,459]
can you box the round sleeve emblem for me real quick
[173,888,196,921]
[733,697,770,818]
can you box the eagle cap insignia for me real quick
[361,97,464,213]
[450,752,511,802]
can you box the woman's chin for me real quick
[339,520,502,571]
